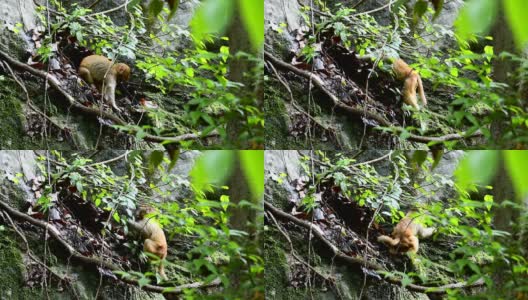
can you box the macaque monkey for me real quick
[128,206,168,279]
[392,59,427,110]
[78,55,130,112]
[377,212,435,254]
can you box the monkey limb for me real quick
[128,207,168,279]
[377,212,435,254]
[78,55,130,112]
[392,59,427,109]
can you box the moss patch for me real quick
[0,79,38,149]
[0,233,40,299]
[264,232,306,300]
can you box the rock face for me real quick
[0,151,38,205]
[0,0,37,31]
[264,0,304,55]
[265,150,303,207]
[265,0,303,32]
[420,150,464,202]
[171,0,200,28]
[0,151,167,299]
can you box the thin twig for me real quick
[85,0,129,17]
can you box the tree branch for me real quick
[264,200,485,294]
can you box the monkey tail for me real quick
[417,76,427,106]
[377,235,400,246]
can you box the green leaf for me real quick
[127,0,142,10]
[431,0,444,19]
[191,151,235,192]
[504,0,528,48]
[412,151,428,167]
[504,151,528,200]
[455,0,498,42]
[148,0,164,17]
[455,151,499,191]
[191,0,235,42]
[185,67,195,78]
[413,0,429,23]
[239,0,264,49]
[393,0,408,11]
[113,212,121,222]
[137,276,150,288]
[149,151,165,171]
[240,150,264,200]
[167,0,180,20]
[449,67,459,77]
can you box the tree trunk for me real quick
[489,6,520,146]
[226,1,260,148]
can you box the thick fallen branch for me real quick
[0,196,220,296]
[264,201,485,294]
[264,51,483,144]
[0,50,218,145]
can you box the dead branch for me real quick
[0,50,218,145]
[0,196,220,296]
[264,50,483,144]
[264,200,485,294]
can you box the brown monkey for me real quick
[128,206,168,279]
[78,55,130,112]
[392,59,427,110]
[377,212,435,254]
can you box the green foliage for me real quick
[457,151,528,201]
[35,151,263,299]
[300,152,412,218]
[191,0,264,50]
[186,150,264,298]
[134,45,262,144]
[37,2,143,60]
[191,151,264,201]
[35,0,264,148]
[302,2,528,148]
[239,0,264,48]
[240,150,264,198]
[455,0,498,42]
[191,0,234,45]
[37,151,145,224]
[455,151,498,192]
[457,0,528,49]
[314,151,528,298]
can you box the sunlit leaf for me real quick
[504,0,528,48]
[455,0,498,41]
[504,151,528,199]
[149,150,165,172]
[148,0,164,17]
[413,0,428,23]
[240,150,264,200]
[191,151,235,192]
[239,0,264,49]
[191,0,235,42]
[455,151,498,190]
